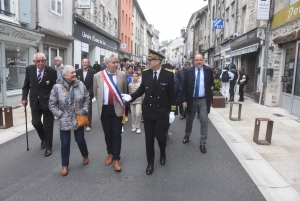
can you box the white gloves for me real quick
[121,94,132,102]
[169,112,175,124]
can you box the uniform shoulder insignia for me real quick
[165,69,173,73]
[143,68,150,71]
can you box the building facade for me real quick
[119,0,132,62]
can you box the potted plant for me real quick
[212,79,225,108]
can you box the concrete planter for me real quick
[212,96,225,108]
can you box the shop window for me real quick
[44,47,65,67]
[294,43,300,96]
[5,44,29,91]
[50,0,62,16]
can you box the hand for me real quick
[211,86,214,90]
[21,100,28,107]
[121,94,132,102]
[169,112,175,124]
[182,102,187,108]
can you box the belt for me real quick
[103,105,114,108]
[193,96,206,100]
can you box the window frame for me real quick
[50,0,63,17]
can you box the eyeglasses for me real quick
[35,59,46,63]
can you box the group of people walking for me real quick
[21,50,214,176]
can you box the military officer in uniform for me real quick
[122,49,176,175]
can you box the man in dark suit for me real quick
[76,58,96,132]
[22,52,57,156]
[122,49,176,175]
[182,54,214,153]
[92,61,101,73]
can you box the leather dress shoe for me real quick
[105,154,113,165]
[200,145,207,153]
[61,166,68,176]
[113,160,122,171]
[146,164,154,175]
[41,141,46,149]
[83,156,89,165]
[160,154,166,165]
[44,148,52,157]
[183,136,189,144]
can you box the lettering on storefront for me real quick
[272,1,300,28]
[0,25,43,46]
[230,28,261,51]
[273,29,300,44]
[7,58,27,66]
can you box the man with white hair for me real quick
[93,52,127,172]
[22,52,57,157]
[54,56,64,80]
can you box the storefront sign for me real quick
[0,23,43,46]
[77,0,91,9]
[230,28,261,51]
[74,22,118,52]
[271,1,300,28]
[81,42,89,52]
[214,55,221,61]
[257,0,271,20]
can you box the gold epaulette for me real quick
[165,69,174,73]
[171,105,176,111]
[143,68,150,71]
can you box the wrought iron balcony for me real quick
[0,9,15,17]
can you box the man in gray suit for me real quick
[93,52,127,172]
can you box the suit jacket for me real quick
[130,68,176,120]
[76,68,96,99]
[93,70,127,117]
[92,64,101,73]
[182,65,214,114]
[22,65,57,110]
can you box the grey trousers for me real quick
[185,98,208,145]
[88,98,92,127]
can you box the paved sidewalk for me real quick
[209,95,300,200]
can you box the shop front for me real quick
[0,22,44,106]
[73,17,119,68]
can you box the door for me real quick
[291,41,300,116]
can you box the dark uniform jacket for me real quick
[76,68,96,99]
[130,68,176,120]
[182,65,214,114]
[22,65,57,110]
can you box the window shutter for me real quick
[19,0,31,24]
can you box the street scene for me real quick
[1,0,300,201]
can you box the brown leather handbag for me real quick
[62,85,89,127]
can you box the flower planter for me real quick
[212,96,225,108]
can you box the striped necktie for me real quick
[38,70,42,84]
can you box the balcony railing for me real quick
[0,9,15,17]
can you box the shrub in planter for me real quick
[212,79,225,108]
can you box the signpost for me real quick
[77,0,91,9]
[212,18,224,30]
[257,0,271,20]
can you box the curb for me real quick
[209,107,300,201]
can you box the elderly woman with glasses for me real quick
[49,65,90,176]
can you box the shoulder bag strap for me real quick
[61,85,78,116]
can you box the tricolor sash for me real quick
[101,69,126,123]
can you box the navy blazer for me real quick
[182,65,214,114]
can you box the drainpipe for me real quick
[36,0,39,52]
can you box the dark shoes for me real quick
[160,153,166,165]
[183,136,189,144]
[200,145,207,153]
[44,148,52,157]
[146,164,154,175]
[238,99,244,102]
[41,141,46,149]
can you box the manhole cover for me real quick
[273,114,284,117]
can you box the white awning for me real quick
[230,43,259,57]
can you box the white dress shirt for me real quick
[103,72,117,105]
[153,67,161,79]
[36,67,45,78]
[83,69,88,81]
[194,66,205,97]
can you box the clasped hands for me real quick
[121,94,175,124]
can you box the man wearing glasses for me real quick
[122,49,176,175]
[22,53,57,157]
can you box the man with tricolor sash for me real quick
[122,49,176,175]
[93,52,127,171]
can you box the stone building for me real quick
[267,0,300,117]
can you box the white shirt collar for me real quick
[36,67,45,73]
[154,67,161,75]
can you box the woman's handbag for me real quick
[62,85,89,127]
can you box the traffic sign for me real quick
[212,18,224,30]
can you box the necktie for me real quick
[38,70,42,84]
[194,69,200,98]
[153,71,157,84]
[108,74,114,105]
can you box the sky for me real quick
[137,0,208,42]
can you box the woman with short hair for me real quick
[49,65,90,176]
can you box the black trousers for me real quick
[31,101,54,149]
[179,103,186,116]
[239,84,245,101]
[88,97,92,127]
[143,114,169,165]
[101,106,123,161]
[229,81,236,101]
